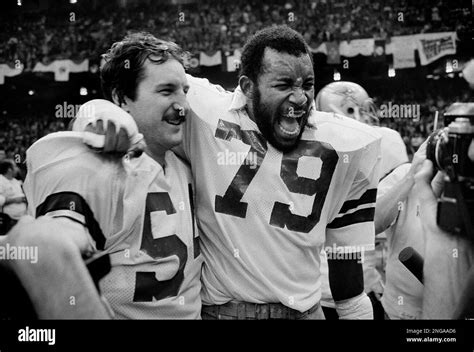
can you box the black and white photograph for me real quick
[0,0,473,348]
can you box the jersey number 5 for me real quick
[134,186,198,302]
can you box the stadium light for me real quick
[28,90,34,96]
[445,60,453,73]
[80,87,88,96]
[333,69,341,81]
[70,0,77,4]
[388,66,396,78]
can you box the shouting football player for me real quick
[21,33,203,319]
[88,26,382,319]
[189,26,380,320]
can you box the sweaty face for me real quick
[123,58,190,154]
[249,48,314,152]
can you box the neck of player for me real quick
[146,146,167,171]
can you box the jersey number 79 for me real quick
[214,120,338,233]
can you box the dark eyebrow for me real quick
[273,77,293,84]
[154,83,176,90]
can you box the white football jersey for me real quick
[183,76,382,312]
[320,125,406,307]
[24,132,203,319]
[376,126,409,178]
[379,163,424,319]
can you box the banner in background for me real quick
[33,59,89,81]
[0,32,459,85]
[199,50,222,67]
[415,32,456,66]
[223,49,242,72]
[339,38,374,57]
[0,63,23,85]
[387,35,417,68]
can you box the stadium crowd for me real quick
[376,81,473,157]
[1,79,471,172]
[0,1,472,324]
[0,0,470,69]
[0,0,471,192]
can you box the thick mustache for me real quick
[281,105,310,117]
[162,111,186,121]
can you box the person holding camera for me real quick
[376,141,427,319]
[414,103,474,319]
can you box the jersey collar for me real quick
[228,86,247,111]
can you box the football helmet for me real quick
[315,81,379,125]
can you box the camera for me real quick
[426,102,474,239]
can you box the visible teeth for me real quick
[278,124,300,136]
[284,111,305,118]
[165,117,185,125]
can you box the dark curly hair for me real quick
[100,32,189,105]
[0,160,14,175]
[240,25,313,83]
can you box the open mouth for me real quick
[276,111,305,139]
[163,115,186,126]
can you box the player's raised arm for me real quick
[326,134,382,319]
[171,74,232,162]
[71,99,146,157]
[375,141,427,234]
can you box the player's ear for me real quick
[239,75,254,98]
[111,89,122,106]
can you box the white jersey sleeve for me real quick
[325,134,381,253]
[24,132,128,252]
[378,163,424,319]
[24,132,203,319]
[376,126,409,179]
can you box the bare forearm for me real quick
[453,265,474,319]
[6,216,111,319]
[422,230,474,319]
[12,236,110,319]
[375,173,414,234]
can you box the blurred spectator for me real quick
[0,0,470,162]
[0,0,469,67]
[0,116,66,177]
[0,160,27,221]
